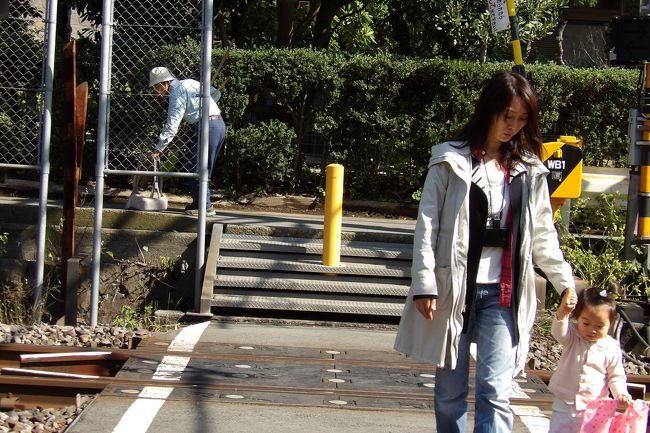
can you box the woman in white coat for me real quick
[394,71,576,433]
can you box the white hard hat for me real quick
[149,66,175,87]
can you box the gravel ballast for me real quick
[0,324,149,433]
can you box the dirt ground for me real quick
[210,195,419,220]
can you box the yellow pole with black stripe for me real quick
[505,0,525,76]
[638,63,650,238]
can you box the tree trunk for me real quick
[388,0,412,55]
[213,1,230,47]
[480,43,487,63]
[215,14,229,47]
[291,0,321,48]
[312,0,354,49]
[56,5,73,43]
[556,19,567,66]
[230,0,259,47]
[276,0,295,47]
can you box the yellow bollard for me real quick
[323,164,344,267]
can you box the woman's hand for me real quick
[556,287,577,320]
[415,298,436,321]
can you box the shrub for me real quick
[558,194,649,302]
[33,45,638,201]
[225,120,297,192]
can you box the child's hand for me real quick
[617,393,633,406]
[556,288,577,320]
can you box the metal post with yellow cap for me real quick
[323,164,344,267]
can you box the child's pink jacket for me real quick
[548,317,628,411]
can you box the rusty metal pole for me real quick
[76,82,88,181]
[62,40,78,297]
[61,40,88,325]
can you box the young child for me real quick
[548,287,632,432]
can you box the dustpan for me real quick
[125,156,168,211]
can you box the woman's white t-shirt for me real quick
[476,158,510,284]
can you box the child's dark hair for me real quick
[571,287,617,322]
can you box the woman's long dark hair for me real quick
[453,71,542,168]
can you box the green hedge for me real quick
[117,47,643,201]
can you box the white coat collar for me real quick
[428,141,548,182]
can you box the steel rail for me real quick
[0,345,645,412]
[3,344,650,387]
[0,343,433,370]
[0,374,556,407]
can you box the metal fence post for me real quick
[90,0,115,327]
[195,0,214,312]
[33,0,58,321]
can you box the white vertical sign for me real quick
[488,0,510,33]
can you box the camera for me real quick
[484,219,508,248]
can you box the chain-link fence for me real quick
[89,0,214,325]
[106,0,205,175]
[0,0,50,169]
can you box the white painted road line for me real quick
[512,405,550,433]
[111,321,210,433]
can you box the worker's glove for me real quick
[147,149,161,163]
[148,138,160,152]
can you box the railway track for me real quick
[0,317,648,433]
[0,344,650,408]
[0,342,438,409]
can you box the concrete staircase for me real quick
[201,224,413,318]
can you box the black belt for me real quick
[209,114,221,120]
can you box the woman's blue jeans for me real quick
[434,284,516,433]
[188,117,226,207]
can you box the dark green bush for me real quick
[225,120,297,193]
[27,45,638,201]
[530,65,637,167]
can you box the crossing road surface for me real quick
[66,319,553,433]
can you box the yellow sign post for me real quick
[505,0,525,75]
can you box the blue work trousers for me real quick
[188,117,226,207]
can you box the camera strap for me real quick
[482,156,508,227]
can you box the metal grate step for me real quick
[216,254,410,278]
[219,234,413,259]
[204,224,413,318]
[214,272,410,297]
[211,292,405,316]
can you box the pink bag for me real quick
[579,398,649,433]
[610,400,649,433]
